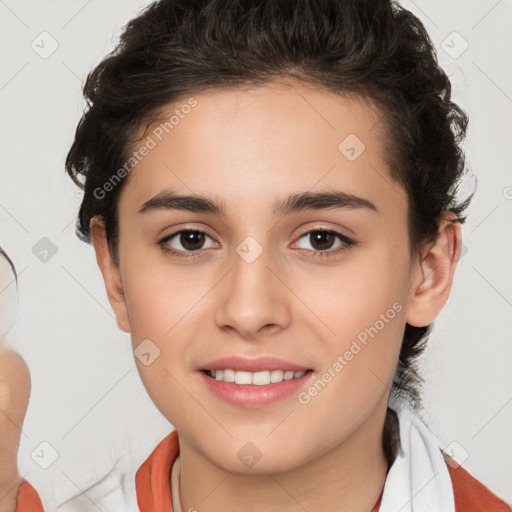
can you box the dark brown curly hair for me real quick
[65,0,472,417]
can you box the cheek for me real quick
[124,271,195,425]
[295,244,408,339]
[286,300,406,466]
[123,254,199,338]
[294,246,408,391]
[122,260,210,388]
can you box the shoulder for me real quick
[443,453,512,511]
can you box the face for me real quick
[101,80,419,473]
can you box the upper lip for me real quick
[199,356,311,372]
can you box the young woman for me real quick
[2,0,511,510]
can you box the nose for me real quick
[213,240,291,339]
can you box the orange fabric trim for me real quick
[136,429,179,511]
[15,480,44,512]
[444,454,512,511]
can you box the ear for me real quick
[405,212,462,327]
[90,217,131,333]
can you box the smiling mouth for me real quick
[201,368,314,385]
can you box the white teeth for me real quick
[253,371,271,385]
[207,369,308,385]
[270,369,284,383]
[222,369,235,382]
[234,371,253,385]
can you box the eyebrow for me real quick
[138,189,378,216]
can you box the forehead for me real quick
[120,80,400,216]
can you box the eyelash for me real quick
[157,228,356,261]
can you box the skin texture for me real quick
[0,79,461,512]
[91,79,462,511]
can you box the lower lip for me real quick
[199,370,313,408]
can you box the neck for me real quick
[177,400,396,512]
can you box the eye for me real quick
[158,229,217,258]
[157,227,355,260]
[293,229,355,259]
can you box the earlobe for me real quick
[90,217,131,333]
[405,213,462,328]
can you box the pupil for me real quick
[311,231,334,250]
[181,231,204,250]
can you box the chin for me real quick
[203,441,308,475]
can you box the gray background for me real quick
[1,0,511,508]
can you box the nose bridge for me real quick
[214,234,289,336]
